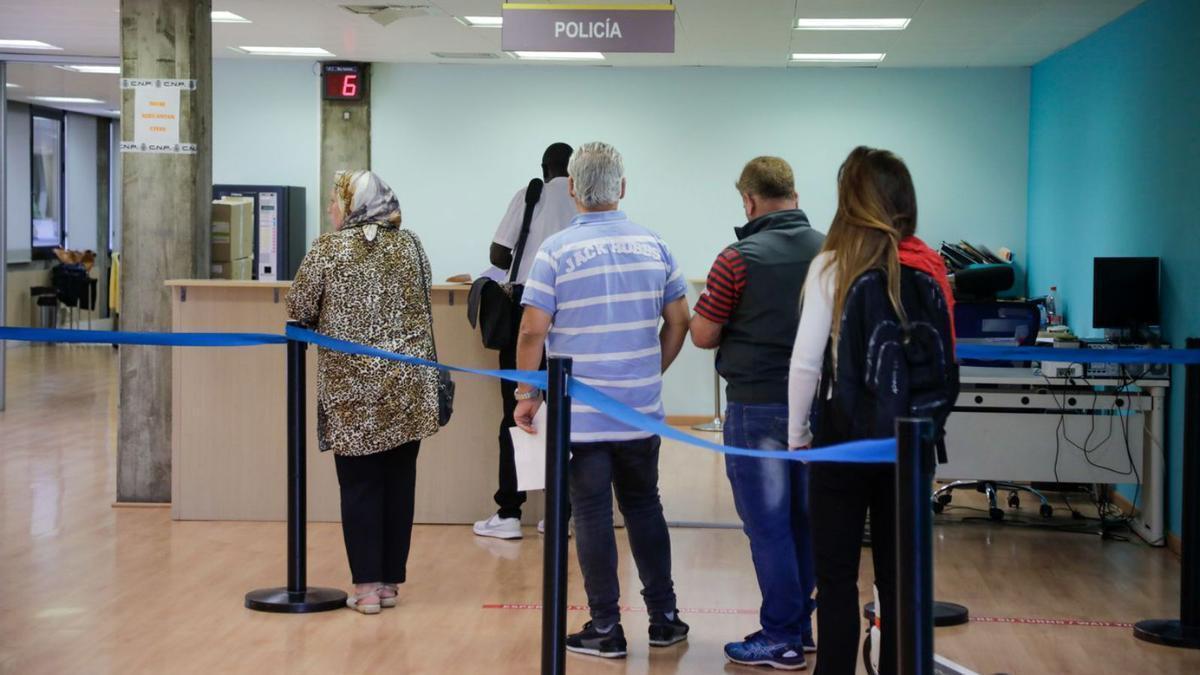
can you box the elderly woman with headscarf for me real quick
[286,169,440,614]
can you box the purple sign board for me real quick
[501,4,675,53]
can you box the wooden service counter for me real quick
[167,279,542,524]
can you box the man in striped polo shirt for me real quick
[513,142,691,659]
[690,156,825,670]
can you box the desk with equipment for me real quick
[935,254,1169,545]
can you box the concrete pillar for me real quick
[117,0,212,502]
[320,64,371,234]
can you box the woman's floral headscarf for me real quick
[333,169,402,241]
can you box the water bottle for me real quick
[1046,286,1058,326]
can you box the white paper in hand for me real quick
[511,405,548,492]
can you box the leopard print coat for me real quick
[286,226,440,456]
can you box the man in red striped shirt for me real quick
[690,157,826,670]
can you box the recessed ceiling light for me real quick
[56,64,121,74]
[30,96,105,104]
[232,46,334,57]
[0,39,62,50]
[212,10,251,23]
[512,51,605,61]
[457,16,502,28]
[795,18,910,31]
[790,53,886,64]
[432,51,501,60]
[5,83,19,88]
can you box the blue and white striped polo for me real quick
[521,210,687,443]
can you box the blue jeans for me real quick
[724,402,817,644]
[569,435,677,627]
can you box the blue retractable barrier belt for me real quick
[0,326,287,347]
[956,343,1200,365]
[6,325,1200,463]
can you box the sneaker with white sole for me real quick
[473,514,522,540]
[566,622,627,659]
[537,519,574,537]
[724,631,807,670]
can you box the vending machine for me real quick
[211,185,307,280]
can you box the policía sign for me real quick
[502,3,675,53]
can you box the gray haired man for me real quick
[513,142,692,659]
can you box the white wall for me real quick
[212,60,320,243]
[64,112,98,252]
[5,103,31,263]
[371,64,1032,414]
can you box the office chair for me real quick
[932,284,1054,521]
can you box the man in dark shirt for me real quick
[690,156,825,671]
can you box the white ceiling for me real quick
[1,0,1145,114]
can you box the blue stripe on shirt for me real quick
[522,210,686,442]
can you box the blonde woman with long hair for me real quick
[788,147,957,674]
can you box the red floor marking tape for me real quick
[482,604,756,615]
[968,616,1133,629]
[483,604,1133,627]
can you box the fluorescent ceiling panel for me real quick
[511,51,604,61]
[795,18,910,30]
[0,39,62,50]
[212,10,251,23]
[30,96,105,104]
[56,64,121,74]
[458,16,502,28]
[233,46,334,57]
[790,53,886,63]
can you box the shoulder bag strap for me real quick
[508,178,544,284]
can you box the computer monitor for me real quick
[1093,257,1160,331]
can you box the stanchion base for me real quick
[245,586,347,613]
[1133,619,1200,649]
[863,601,969,627]
[691,419,724,432]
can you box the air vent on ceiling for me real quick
[340,4,446,26]
[432,52,500,60]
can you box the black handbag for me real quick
[412,231,455,426]
[467,178,544,351]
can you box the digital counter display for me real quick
[322,63,365,101]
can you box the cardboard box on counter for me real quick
[210,257,254,280]
[211,197,254,262]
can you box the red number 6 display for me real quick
[322,63,366,101]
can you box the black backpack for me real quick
[813,267,959,459]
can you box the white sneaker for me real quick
[473,514,523,540]
[537,519,574,537]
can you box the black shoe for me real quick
[566,622,627,659]
[649,613,690,647]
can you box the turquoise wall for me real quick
[371,64,1032,413]
[212,60,321,242]
[1028,0,1200,537]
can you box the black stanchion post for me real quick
[1133,336,1200,648]
[542,356,572,675]
[896,417,936,675]
[245,322,346,613]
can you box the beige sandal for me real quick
[379,584,399,608]
[346,589,382,615]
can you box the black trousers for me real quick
[808,463,897,675]
[495,337,527,519]
[494,292,546,519]
[334,441,421,584]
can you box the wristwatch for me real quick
[514,387,541,401]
